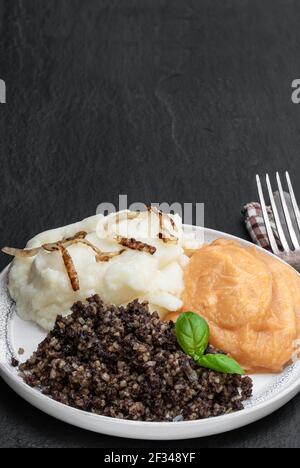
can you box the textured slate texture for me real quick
[0,0,300,448]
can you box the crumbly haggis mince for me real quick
[18,296,252,421]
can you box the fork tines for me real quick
[256,172,300,254]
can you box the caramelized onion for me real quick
[103,211,140,234]
[96,250,126,262]
[57,243,80,292]
[64,231,88,242]
[116,236,156,255]
[147,206,179,244]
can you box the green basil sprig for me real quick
[175,312,245,375]
[175,312,210,359]
[196,354,245,374]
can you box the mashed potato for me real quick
[8,210,200,330]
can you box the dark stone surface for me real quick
[0,0,300,448]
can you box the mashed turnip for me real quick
[8,210,201,331]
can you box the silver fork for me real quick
[256,171,300,272]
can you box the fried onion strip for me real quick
[116,236,156,255]
[96,249,126,262]
[59,238,124,263]
[147,206,179,244]
[103,211,140,234]
[63,231,88,242]
[57,243,80,292]
[158,232,178,244]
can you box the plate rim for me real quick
[1,225,300,439]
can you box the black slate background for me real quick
[1,0,300,448]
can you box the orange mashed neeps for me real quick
[166,239,300,374]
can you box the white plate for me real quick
[1,226,300,440]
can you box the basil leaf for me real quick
[175,312,209,359]
[196,354,245,375]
